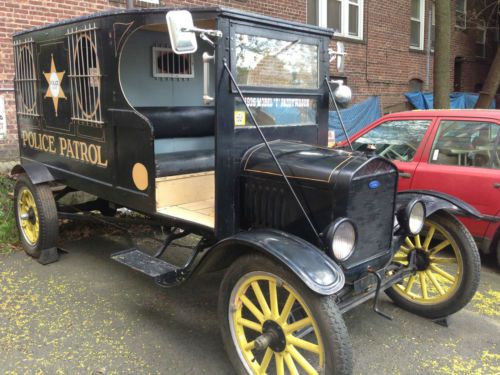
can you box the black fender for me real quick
[11,161,55,185]
[397,190,499,222]
[196,229,345,296]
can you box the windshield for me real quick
[353,120,431,162]
[235,33,319,89]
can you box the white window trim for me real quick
[475,21,486,58]
[456,0,467,29]
[152,46,194,79]
[410,0,425,50]
[313,0,364,40]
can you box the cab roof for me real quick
[13,6,335,38]
[382,109,499,119]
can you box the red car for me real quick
[340,109,500,264]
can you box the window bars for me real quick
[66,24,103,126]
[13,38,39,117]
[152,46,194,79]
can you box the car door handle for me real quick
[399,172,412,179]
[494,183,500,189]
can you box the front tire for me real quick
[386,212,480,319]
[14,174,59,258]
[218,253,352,375]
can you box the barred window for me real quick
[67,24,103,125]
[152,47,194,79]
[14,39,39,117]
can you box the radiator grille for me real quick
[343,172,396,268]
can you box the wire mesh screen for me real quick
[152,46,194,79]
[14,39,39,117]
[67,24,103,126]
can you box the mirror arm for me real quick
[199,33,215,48]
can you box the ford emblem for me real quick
[369,180,380,189]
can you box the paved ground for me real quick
[0,232,499,375]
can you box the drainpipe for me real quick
[127,0,134,9]
[425,7,432,90]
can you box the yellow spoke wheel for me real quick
[386,212,480,319]
[14,175,59,258]
[219,254,353,375]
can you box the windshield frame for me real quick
[229,22,323,96]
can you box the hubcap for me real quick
[229,272,325,374]
[17,187,39,245]
[393,220,463,304]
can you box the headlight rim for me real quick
[401,199,426,235]
[325,217,358,262]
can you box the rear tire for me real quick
[14,174,59,258]
[386,212,480,319]
[218,253,352,375]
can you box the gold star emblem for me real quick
[43,54,66,116]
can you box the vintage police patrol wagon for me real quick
[12,7,484,374]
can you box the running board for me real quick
[111,248,178,278]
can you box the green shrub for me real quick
[0,176,19,254]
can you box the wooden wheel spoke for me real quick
[430,256,457,264]
[405,237,415,249]
[429,264,456,283]
[237,318,262,333]
[275,353,285,375]
[425,270,445,295]
[285,317,312,334]
[240,295,265,323]
[423,225,436,250]
[393,254,408,262]
[284,351,299,375]
[414,234,422,249]
[244,340,255,350]
[399,246,411,254]
[278,291,295,324]
[429,240,451,256]
[419,272,428,299]
[259,348,273,373]
[287,344,318,375]
[287,335,321,355]
[269,280,279,320]
[405,274,417,293]
[251,281,271,318]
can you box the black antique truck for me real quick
[12,7,483,374]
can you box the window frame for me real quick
[308,0,364,40]
[152,46,194,79]
[13,38,39,118]
[475,20,486,58]
[455,0,467,29]
[410,0,425,50]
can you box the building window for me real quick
[307,0,364,40]
[14,39,39,117]
[475,21,486,58]
[67,24,103,125]
[410,0,425,50]
[456,0,466,29]
[152,47,194,79]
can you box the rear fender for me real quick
[397,190,499,222]
[196,229,345,296]
[11,162,55,185]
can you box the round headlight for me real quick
[408,201,425,234]
[326,218,357,261]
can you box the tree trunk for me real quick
[475,45,500,108]
[433,0,451,109]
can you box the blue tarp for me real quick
[405,91,496,109]
[329,96,381,142]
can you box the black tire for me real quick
[218,253,353,375]
[14,174,59,258]
[386,212,481,319]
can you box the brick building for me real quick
[0,0,497,160]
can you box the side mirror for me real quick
[166,10,198,54]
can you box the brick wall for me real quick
[0,0,495,160]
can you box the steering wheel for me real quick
[379,141,417,161]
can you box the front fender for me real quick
[196,229,345,296]
[397,190,499,222]
[11,161,55,185]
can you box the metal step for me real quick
[111,248,178,278]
